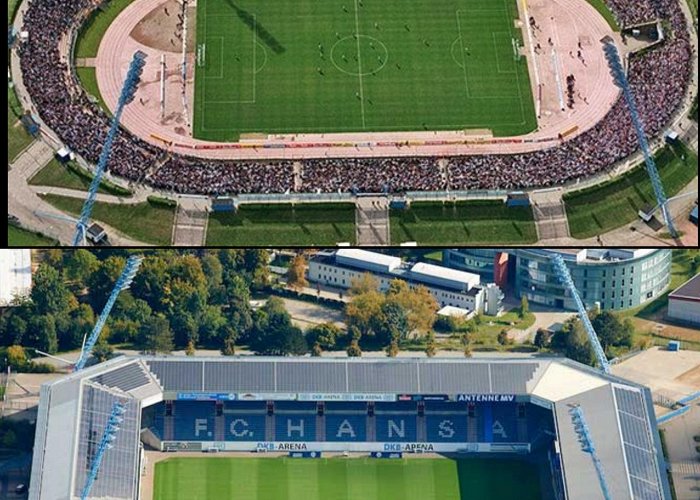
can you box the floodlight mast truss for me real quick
[72,52,147,246]
[569,405,613,500]
[550,254,610,373]
[602,39,677,238]
[80,400,127,500]
[74,255,143,371]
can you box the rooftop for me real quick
[669,273,700,300]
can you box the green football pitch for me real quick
[193,0,537,141]
[153,457,542,499]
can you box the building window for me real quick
[612,280,616,288]
[602,291,606,299]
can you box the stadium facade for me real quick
[30,355,670,500]
[0,249,32,307]
[443,249,671,311]
[308,249,504,315]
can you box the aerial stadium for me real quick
[7,0,696,203]
[28,355,672,500]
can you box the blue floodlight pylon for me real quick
[80,400,127,500]
[569,405,612,500]
[72,52,147,246]
[602,39,677,239]
[550,254,610,373]
[74,255,143,371]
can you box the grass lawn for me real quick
[8,0,21,23]
[28,159,132,196]
[154,457,541,500]
[74,0,135,58]
[583,0,620,31]
[564,144,698,239]
[206,203,356,245]
[7,225,59,246]
[39,194,175,245]
[391,200,537,245]
[194,0,536,141]
[75,67,112,116]
[8,88,35,163]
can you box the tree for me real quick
[92,339,114,363]
[198,305,228,346]
[85,256,128,312]
[5,315,27,345]
[64,249,99,286]
[386,340,399,357]
[287,254,309,290]
[534,328,552,349]
[131,256,170,312]
[201,253,225,304]
[185,339,195,356]
[350,273,379,295]
[497,329,511,346]
[223,275,254,341]
[591,310,633,350]
[248,298,307,355]
[26,315,58,354]
[242,249,270,289]
[373,301,409,345]
[347,327,362,357]
[520,295,529,318]
[220,325,237,356]
[6,345,27,369]
[425,331,437,357]
[312,342,323,357]
[31,264,73,316]
[139,316,174,355]
[306,323,341,350]
[387,282,439,334]
[60,303,95,351]
[345,289,385,336]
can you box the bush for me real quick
[147,195,177,208]
[25,361,56,373]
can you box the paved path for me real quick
[171,197,209,245]
[660,402,700,500]
[530,189,571,242]
[355,196,390,245]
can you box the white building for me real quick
[308,249,503,315]
[667,274,700,326]
[0,249,32,306]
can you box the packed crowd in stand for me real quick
[16,0,691,195]
[605,0,657,27]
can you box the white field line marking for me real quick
[353,0,366,128]
[455,10,471,98]
[520,0,541,117]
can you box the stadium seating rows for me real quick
[147,401,555,444]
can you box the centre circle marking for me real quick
[330,34,389,76]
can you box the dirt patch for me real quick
[676,365,700,387]
[631,317,700,344]
[130,1,197,53]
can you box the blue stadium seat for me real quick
[223,414,266,441]
[274,414,316,441]
[172,401,216,440]
[375,414,417,442]
[487,403,517,442]
[426,414,468,442]
[325,414,366,441]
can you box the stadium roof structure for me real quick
[29,356,671,500]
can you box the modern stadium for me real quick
[443,248,673,311]
[28,355,672,500]
[7,0,697,199]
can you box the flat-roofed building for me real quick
[668,274,700,326]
